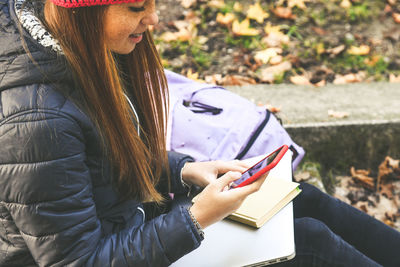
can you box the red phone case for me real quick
[233,145,289,188]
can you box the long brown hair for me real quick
[44,1,168,202]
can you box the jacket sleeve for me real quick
[0,111,201,267]
[165,151,194,194]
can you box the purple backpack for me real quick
[166,70,305,170]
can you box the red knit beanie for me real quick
[50,0,144,8]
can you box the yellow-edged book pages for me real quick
[228,177,300,228]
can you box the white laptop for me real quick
[172,151,296,267]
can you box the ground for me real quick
[154,0,400,85]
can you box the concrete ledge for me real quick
[227,82,400,173]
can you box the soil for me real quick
[154,0,400,84]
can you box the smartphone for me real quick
[230,145,289,189]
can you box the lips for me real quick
[129,33,143,43]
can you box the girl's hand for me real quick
[189,170,268,229]
[181,160,250,188]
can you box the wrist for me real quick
[181,162,194,187]
[187,207,205,240]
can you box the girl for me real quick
[1,0,399,266]
[0,0,265,265]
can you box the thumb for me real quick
[216,171,242,189]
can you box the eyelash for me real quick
[129,6,145,12]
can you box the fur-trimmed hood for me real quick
[0,0,70,91]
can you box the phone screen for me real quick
[231,148,283,187]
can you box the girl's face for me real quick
[103,0,158,54]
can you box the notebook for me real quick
[229,176,301,228]
[171,151,297,267]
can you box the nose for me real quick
[141,11,159,26]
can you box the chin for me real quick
[112,44,136,55]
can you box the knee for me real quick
[294,217,339,249]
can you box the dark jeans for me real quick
[274,182,400,267]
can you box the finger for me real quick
[232,171,269,197]
[215,160,248,174]
[216,171,242,189]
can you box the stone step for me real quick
[227,82,400,174]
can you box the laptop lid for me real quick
[171,152,296,267]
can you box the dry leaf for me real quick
[312,27,327,36]
[313,79,326,87]
[288,0,309,10]
[247,2,269,24]
[347,45,370,56]
[233,2,243,12]
[333,72,366,84]
[380,183,395,199]
[377,156,400,190]
[340,0,352,9]
[204,74,223,85]
[264,22,282,34]
[272,7,296,20]
[290,75,311,85]
[259,61,292,83]
[207,0,225,9]
[326,45,346,56]
[389,74,400,83]
[350,166,375,190]
[328,109,349,119]
[216,12,235,26]
[262,32,290,47]
[186,69,202,82]
[364,55,381,67]
[180,0,196,9]
[254,48,282,64]
[232,19,260,36]
[220,75,257,86]
[393,13,400,24]
[269,55,283,65]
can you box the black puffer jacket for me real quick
[0,0,202,266]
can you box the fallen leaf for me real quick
[180,0,196,9]
[269,55,283,65]
[290,75,311,85]
[272,7,296,20]
[233,2,243,12]
[204,74,223,85]
[340,0,352,9]
[333,72,366,84]
[216,12,235,26]
[207,0,225,9]
[380,183,395,199]
[393,13,400,24]
[247,2,269,24]
[313,79,326,87]
[264,22,282,34]
[232,19,260,36]
[364,55,381,67]
[288,0,309,10]
[186,69,203,82]
[265,104,281,113]
[254,48,282,64]
[261,32,290,47]
[220,75,257,86]
[350,166,375,190]
[347,45,370,56]
[389,74,400,83]
[259,61,292,83]
[328,109,349,119]
[312,26,327,36]
[326,45,346,56]
[377,156,400,190]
